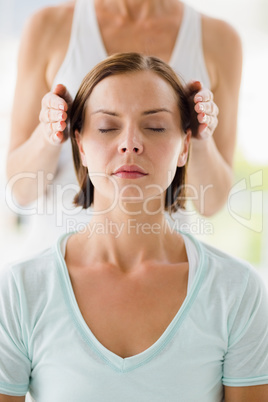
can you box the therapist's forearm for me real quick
[6,124,62,206]
[187,137,233,217]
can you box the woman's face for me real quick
[76,71,190,212]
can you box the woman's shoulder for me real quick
[183,232,261,287]
[0,242,65,345]
[0,245,60,295]
[196,237,265,293]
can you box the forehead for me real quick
[87,71,179,112]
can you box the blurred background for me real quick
[0,0,267,285]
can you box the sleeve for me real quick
[0,265,31,396]
[223,266,268,386]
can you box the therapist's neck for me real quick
[99,0,168,20]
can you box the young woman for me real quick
[1,53,264,402]
[6,0,241,254]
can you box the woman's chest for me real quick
[68,263,189,358]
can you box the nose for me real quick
[118,126,143,155]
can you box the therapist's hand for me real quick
[186,81,219,139]
[39,84,73,145]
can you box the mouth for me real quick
[112,165,148,179]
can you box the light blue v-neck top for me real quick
[0,232,268,401]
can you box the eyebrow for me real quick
[91,109,118,116]
[143,108,172,115]
[91,108,172,116]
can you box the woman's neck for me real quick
[74,205,186,272]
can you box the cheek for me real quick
[82,138,108,171]
[155,139,181,167]
[153,140,182,183]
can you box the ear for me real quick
[75,129,87,167]
[177,129,191,167]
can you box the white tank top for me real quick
[52,0,210,98]
[23,0,211,255]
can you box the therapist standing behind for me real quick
[6,0,242,252]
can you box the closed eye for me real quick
[99,128,165,133]
[147,128,166,132]
[98,128,118,133]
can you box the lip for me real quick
[112,164,148,179]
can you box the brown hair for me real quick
[70,52,194,213]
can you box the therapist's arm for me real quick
[187,16,242,216]
[0,396,25,402]
[224,385,268,401]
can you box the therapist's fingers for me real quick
[39,85,72,145]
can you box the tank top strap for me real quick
[51,0,106,97]
[170,3,211,89]
[87,0,108,59]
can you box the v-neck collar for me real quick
[55,231,207,372]
[88,0,188,66]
